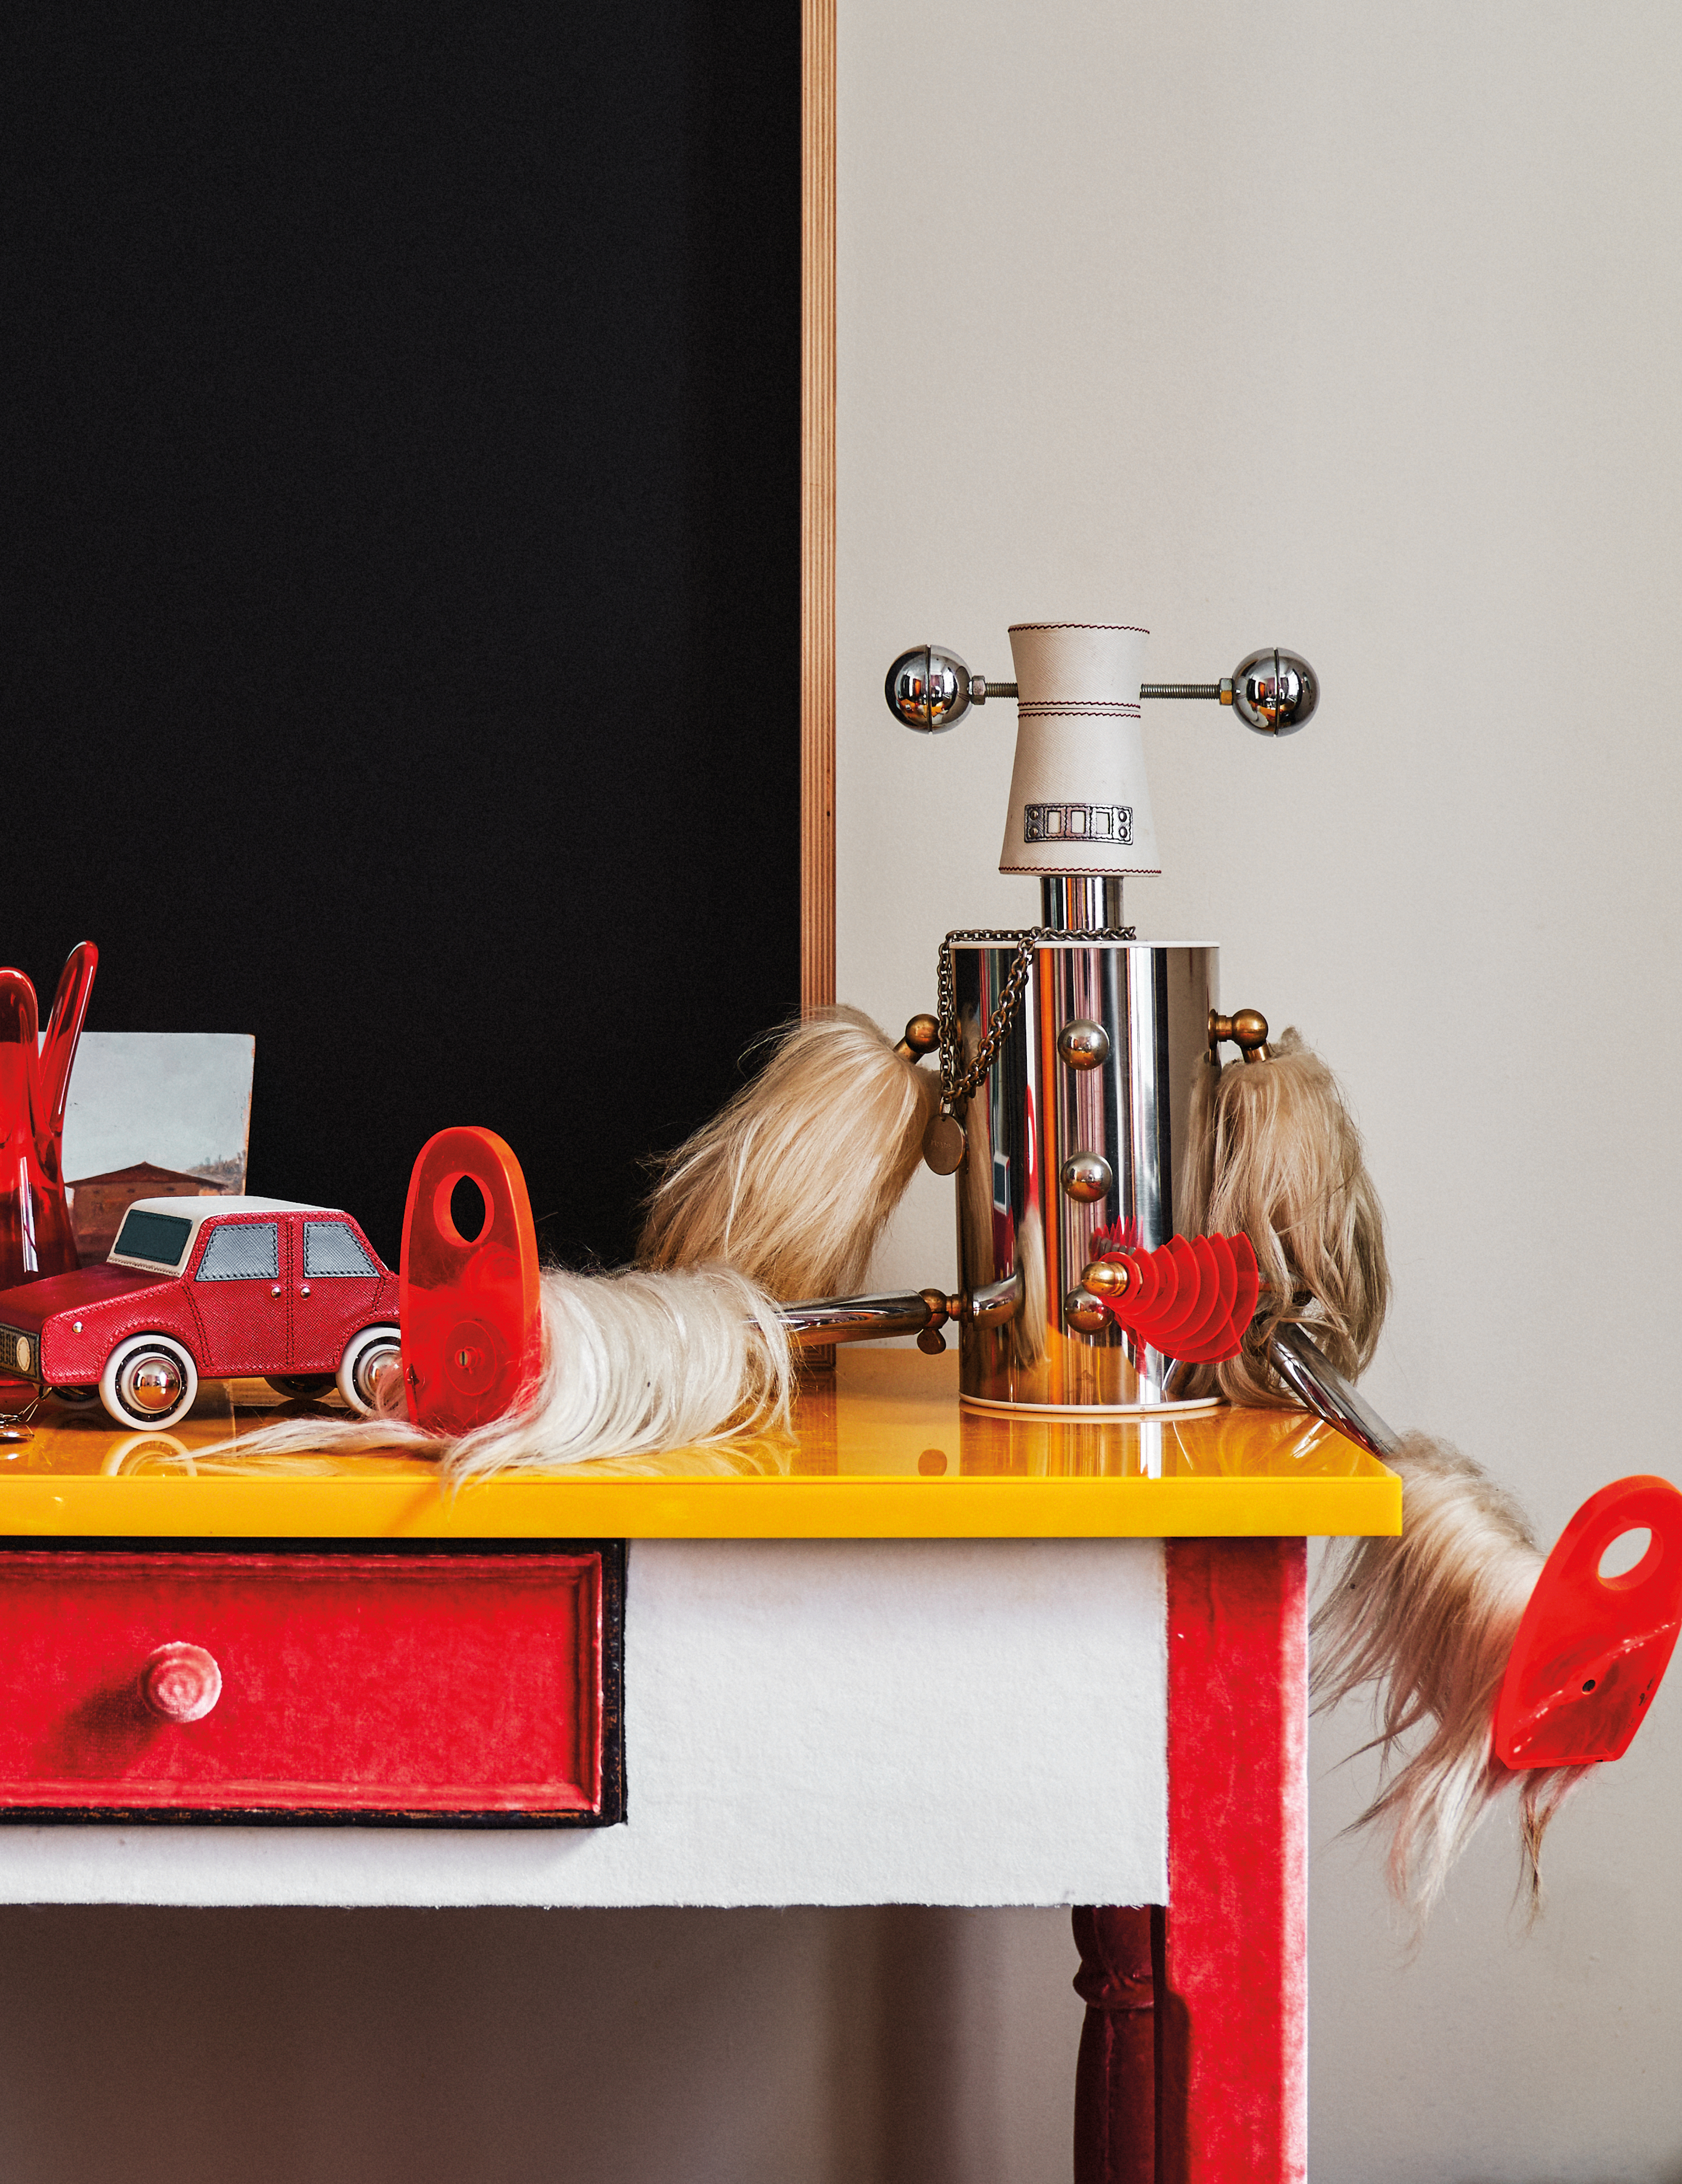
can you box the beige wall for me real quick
[838,0,1682,2176]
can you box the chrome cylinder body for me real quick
[953,939,1216,1411]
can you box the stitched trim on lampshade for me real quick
[1018,701,1142,720]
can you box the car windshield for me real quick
[111,1208,195,1269]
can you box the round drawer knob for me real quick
[1060,1151,1114,1203]
[1056,1018,1110,1070]
[141,1642,223,1723]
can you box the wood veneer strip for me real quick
[801,0,837,1013]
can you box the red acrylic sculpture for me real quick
[0,942,98,1289]
[400,1125,544,1437]
[1495,1473,1682,1769]
[1094,1232,1261,1363]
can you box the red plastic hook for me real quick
[400,1126,544,1438]
[1495,1474,1682,1769]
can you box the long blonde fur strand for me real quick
[1178,1029,1389,1405]
[202,1263,794,1482]
[638,1006,938,1298]
[1313,1431,1591,1927]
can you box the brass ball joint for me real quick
[1208,1008,1271,1064]
[885,646,1318,737]
[914,1288,964,1356]
[894,1014,941,1060]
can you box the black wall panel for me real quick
[2,2,800,1267]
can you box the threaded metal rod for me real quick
[977,680,1224,703]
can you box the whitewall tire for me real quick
[99,1336,200,1430]
[338,1324,402,1415]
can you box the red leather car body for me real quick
[0,1197,397,1394]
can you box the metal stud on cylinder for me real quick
[1063,1289,1110,1335]
[1060,1153,1113,1202]
[1056,1019,1110,1070]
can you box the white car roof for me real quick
[122,1196,343,1220]
[108,1197,361,1274]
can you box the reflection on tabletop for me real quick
[1,1351,1388,1486]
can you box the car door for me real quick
[290,1214,385,1374]
[187,1215,291,1376]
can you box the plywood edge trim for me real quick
[800,0,837,1012]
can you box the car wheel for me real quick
[99,1336,199,1429]
[265,1374,337,1400]
[50,1385,100,1405]
[338,1324,402,1415]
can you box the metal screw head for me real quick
[885,645,976,733]
[1063,1289,1111,1334]
[1060,1152,1114,1203]
[1056,1019,1111,1071]
[1231,648,1318,735]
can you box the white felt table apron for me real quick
[0,1539,1167,1908]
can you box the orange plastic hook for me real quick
[1494,1474,1682,1769]
[399,1126,544,1438]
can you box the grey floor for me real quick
[0,1905,1085,2184]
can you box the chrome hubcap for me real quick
[122,1354,183,1416]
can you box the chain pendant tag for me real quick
[924,1107,967,1176]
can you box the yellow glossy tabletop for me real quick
[0,1349,1399,1541]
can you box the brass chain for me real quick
[936,924,1136,1109]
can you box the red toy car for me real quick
[0,1196,400,1428]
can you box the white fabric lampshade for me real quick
[998,623,1161,878]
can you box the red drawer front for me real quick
[0,1548,622,1823]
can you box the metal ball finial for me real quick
[1229,648,1317,735]
[884,645,980,733]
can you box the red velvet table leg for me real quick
[1158,1537,1308,2184]
[1071,1903,1157,2184]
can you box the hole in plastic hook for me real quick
[1599,1526,1655,1586]
[436,1172,489,1246]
